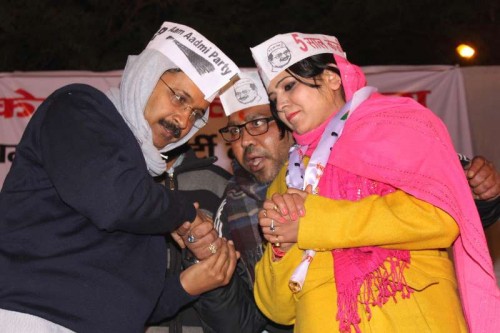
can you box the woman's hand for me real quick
[259,200,299,245]
[272,185,311,222]
[258,185,311,246]
[258,184,312,242]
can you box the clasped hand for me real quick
[171,203,240,295]
[258,185,312,251]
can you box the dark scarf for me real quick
[224,160,268,281]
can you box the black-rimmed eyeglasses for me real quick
[219,117,275,142]
[159,77,207,129]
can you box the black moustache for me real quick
[244,145,254,156]
[159,120,181,138]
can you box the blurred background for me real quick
[1,0,498,71]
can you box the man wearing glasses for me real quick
[175,71,294,333]
[0,22,240,333]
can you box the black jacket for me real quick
[154,145,231,332]
[194,164,293,333]
[0,84,197,333]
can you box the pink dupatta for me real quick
[323,53,498,332]
[330,92,500,332]
[292,102,413,333]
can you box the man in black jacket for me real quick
[148,143,231,333]
[172,71,294,333]
[0,22,239,333]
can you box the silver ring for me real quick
[187,234,196,243]
[263,210,267,218]
[208,243,217,254]
[270,219,276,232]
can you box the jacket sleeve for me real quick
[253,243,303,326]
[475,197,500,229]
[147,275,198,324]
[298,190,459,251]
[193,260,269,333]
[39,87,195,234]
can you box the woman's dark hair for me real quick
[287,53,340,84]
[275,113,291,139]
[269,53,344,128]
[166,68,182,73]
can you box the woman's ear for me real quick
[324,67,342,91]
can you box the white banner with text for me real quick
[0,65,472,188]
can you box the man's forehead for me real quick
[228,105,271,124]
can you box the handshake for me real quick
[171,203,240,296]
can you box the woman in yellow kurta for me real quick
[247,32,498,332]
[256,167,466,332]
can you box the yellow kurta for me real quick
[254,166,467,333]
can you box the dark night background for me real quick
[0,0,499,72]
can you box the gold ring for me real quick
[208,243,217,254]
[273,205,279,212]
[274,236,280,247]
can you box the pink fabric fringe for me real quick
[334,248,412,333]
[296,124,414,333]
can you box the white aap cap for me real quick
[250,32,346,88]
[147,22,240,102]
[219,70,270,116]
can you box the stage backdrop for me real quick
[0,65,473,188]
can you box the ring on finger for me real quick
[263,210,267,218]
[208,243,217,254]
[187,234,197,243]
[270,219,276,232]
